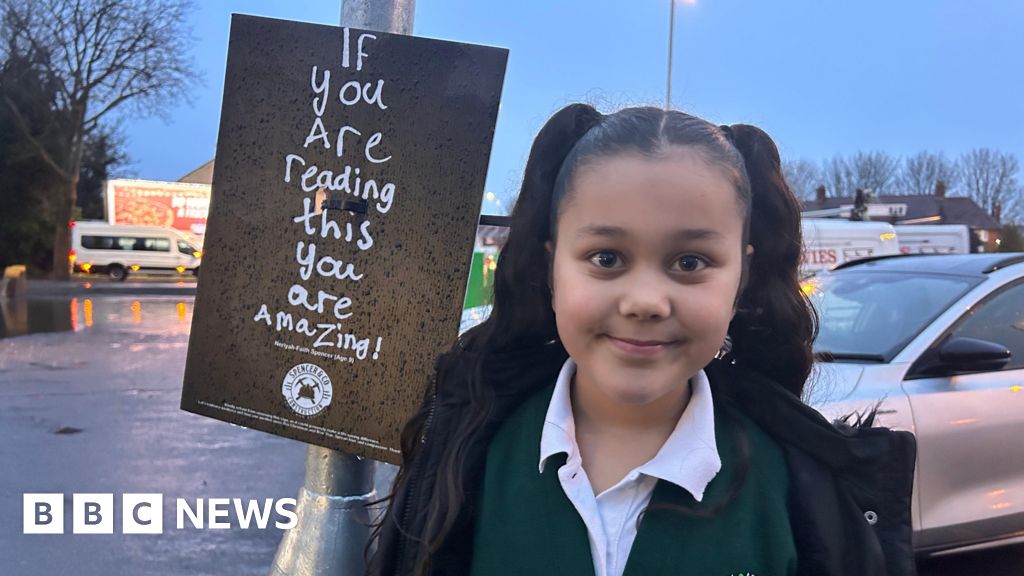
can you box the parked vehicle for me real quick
[800,219,900,276]
[894,224,971,255]
[69,221,202,281]
[803,252,1024,556]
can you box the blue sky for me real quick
[120,0,1024,213]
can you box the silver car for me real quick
[804,252,1024,557]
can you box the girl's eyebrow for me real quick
[575,224,724,241]
[575,224,626,239]
[671,228,725,241]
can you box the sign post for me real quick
[179,6,506,574]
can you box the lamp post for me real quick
[666,0,697,110]
[666,0,675,110]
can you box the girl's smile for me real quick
[605,335,679,358]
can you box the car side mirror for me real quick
[909,336,1011,378]
[938,337,1011,373]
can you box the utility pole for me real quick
[268,2,414,575]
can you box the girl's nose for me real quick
[618,274,672,320]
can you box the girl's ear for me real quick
[733,244,755,315]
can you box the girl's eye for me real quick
[589,251,621,269]
[676,255,708,272]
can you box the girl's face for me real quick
[549,149,751,409]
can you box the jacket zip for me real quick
[395,384,438,575]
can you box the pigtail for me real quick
[726,124,818,398]
[473,103,604,352]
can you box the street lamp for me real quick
[486,191,505,214]
[666,0,675,110]
[666,0,697,110]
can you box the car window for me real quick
[176,238,195,254]
[947,281,1024,371]
[137,237,170,251]
[81,235,114,249]
[84,235,171,251]
[809,271,980,362]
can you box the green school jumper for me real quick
[470,382,798,576]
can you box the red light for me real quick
[69,249,76,257]
[69,221,76,228]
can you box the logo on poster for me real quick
[282,363,333,416]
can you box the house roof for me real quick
[178,159,215,184]
[800,194,1000,230]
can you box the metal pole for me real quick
[268,2,413,575]
[268,450,376,576]
[666,0,675,110]
[342,0,414,34]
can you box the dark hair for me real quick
[367,104,817,575]
[549,108,751,246]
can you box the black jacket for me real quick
[370,343,917,576]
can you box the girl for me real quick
[368,104,916,576]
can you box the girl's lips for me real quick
[605,335,676,356]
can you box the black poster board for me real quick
[181,14,507,464]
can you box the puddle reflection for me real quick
[0,296,194,339]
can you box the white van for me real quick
[893,224,970,255]
[70,221,202,281]
[800,219,900,277]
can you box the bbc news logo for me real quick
[23,494,297,534]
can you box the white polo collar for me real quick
[538,358,722,502]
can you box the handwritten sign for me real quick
[181,15,507,464]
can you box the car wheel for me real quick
[108,264,128,282]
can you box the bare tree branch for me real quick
[898,151,960,195]
[848,151,900,195]
[2,95,71,180]
[822,155,853,197]
[1,0,199,278]
[782,158,822,201]
[85,83,149,127]
[960,149,1022,223]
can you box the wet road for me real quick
[0,295,310,575]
